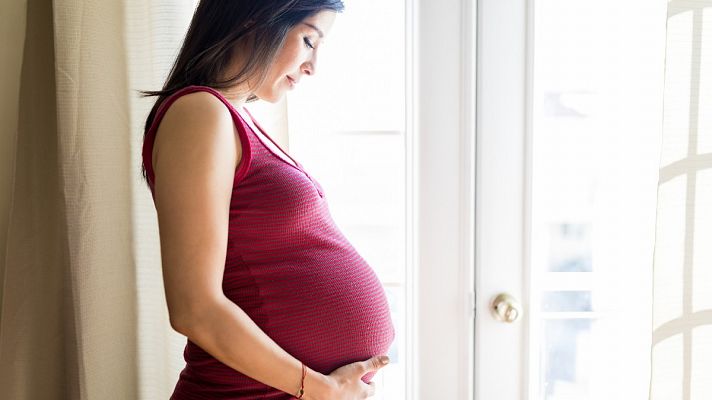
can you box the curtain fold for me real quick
[52,0,138,398]
[650,0,712,399]
[0,0,27,331]
[0,0,79,398]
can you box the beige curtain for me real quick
[0,0,81,397]
[0,0,197,398]
[650,0,712,399]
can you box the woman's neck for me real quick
[216,87,250,110]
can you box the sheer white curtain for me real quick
[126,2,200,398]
[650,0,712,399]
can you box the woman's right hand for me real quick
[316,355,390,400]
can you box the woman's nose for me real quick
[302,53,318,76]
[302,61,315,76]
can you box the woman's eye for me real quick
[303,37,314,49]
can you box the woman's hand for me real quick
[312,355,390,400]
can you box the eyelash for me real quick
[303,37,314,49]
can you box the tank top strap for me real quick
[240,107,303,169]
[150,85,237,133]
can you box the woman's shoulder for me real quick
[156,89,235,143]
[162,87,234,123]
[152,87,242,173]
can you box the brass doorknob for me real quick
[491,293,522,323]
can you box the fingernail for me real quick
[380,356,390,365]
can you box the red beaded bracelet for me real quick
[295,362,306,399]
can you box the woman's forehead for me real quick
[301,11,337,36]
[301,22,324,38]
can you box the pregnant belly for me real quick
[230,247,396,383]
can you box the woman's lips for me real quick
[287,76,296,88]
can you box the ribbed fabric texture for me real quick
[142,85,395,399]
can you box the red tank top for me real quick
[142,85,395,399]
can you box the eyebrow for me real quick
[301,22,324,38]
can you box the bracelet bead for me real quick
[295,362,306,399]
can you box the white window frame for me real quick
[409,0,476,399]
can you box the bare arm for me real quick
[176,296,335,399]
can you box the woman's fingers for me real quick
[326,356,389,399]
[359,355,390,375]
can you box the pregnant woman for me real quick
[139,1,395,399]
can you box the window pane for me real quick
[542,291,592,312]
[531,0,664,399]
[541,319,594,400]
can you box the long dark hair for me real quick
[139,0,345,186]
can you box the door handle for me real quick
[491,293,522,323]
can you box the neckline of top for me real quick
[235,107,302,170]
[193,86,305,172]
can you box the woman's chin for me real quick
[257,90,286,104]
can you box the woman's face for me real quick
[252,10,337,102]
